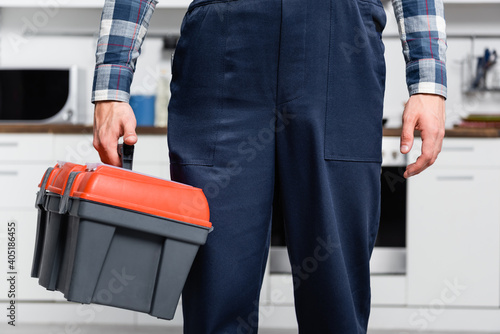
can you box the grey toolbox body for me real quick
[32,153,212,320]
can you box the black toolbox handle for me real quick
[118,143,134,170]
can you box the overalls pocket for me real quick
[168,0,239,166]
[324,0,387,163]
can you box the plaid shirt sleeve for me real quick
[392,0,447,98]
[92,0,158,103]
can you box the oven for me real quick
[269,136,407,275]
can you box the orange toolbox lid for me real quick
[69,164,211,229]
[38,165,60,190]
[45,162,87,195]
[36,162,87,208]
[36,164,61,208]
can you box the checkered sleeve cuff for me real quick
[92,64,134,103]
[407,58,447,98]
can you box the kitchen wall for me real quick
[0,7,186,124]
[0,2,499,127]
[381,2,500,128]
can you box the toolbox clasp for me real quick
[35,167,54,209]
[59,171,82,214]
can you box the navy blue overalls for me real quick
[168,0,387,332]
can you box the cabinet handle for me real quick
[0,171,18,176]
[441,147,474,152]
[436,176,474,181]
[0,142,18,147]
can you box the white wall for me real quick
[0,3,499,126]
[382,2,500,128]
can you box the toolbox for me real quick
[32,145,212,320]
[32,162,87,290]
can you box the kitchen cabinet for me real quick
[53,134,170,178]
[3,131,500,329]
[0,134,56,301]
[0,163,54,209]
[52,134,98,163]
[407,138,500,307]
[0,134,53,162]
[0,210,67,301]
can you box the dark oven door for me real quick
[370,165,406,274]
[270,152,407,275]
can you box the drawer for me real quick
[382,137,407,167]
[407,168,500,307]
[0,210,65,301]
[0,134,53,162]
[53,134,99,164]
[0,164,49,209]
[408,138,500,168]
[134,135,169,164]
[269,274,294,305]
[134,162,170,179]
[371,275,406,306]
[54,134,169,165]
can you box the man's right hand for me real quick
[93,101,138,166]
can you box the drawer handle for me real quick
[0,171,18,176]
[442,147,474,152]
[436,176,474,181]
[0,142,18,147]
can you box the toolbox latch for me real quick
[35,167,54,209]
[59,171,81,214]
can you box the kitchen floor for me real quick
[1,325,498,334]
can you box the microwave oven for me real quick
[0,66,86,124]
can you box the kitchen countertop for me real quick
[0,124,499,137]
[0,124,167,134]
[384,127,500,137]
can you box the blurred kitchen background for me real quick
[0,0,500,333]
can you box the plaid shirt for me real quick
[92,0,447,103]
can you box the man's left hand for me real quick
[399,93,446,178]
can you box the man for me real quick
[92,0,446,332]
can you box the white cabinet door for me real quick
[0,164,51,209]
[53,134,99,164]
[0,134,53,162]
[0,210,65,301]
[407,167,500,307]
[53,134,169,167]
[408,138,500,168]
[133,135,169,164]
